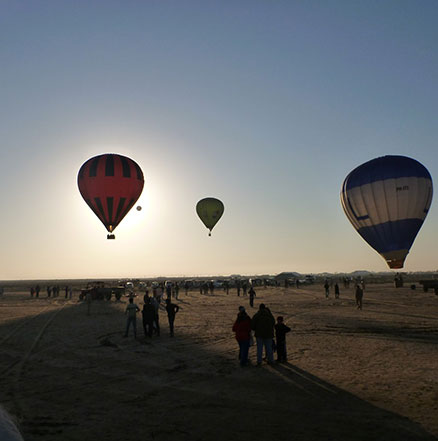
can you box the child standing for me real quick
[274,316,291,363]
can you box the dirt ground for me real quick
[0,282,437,441]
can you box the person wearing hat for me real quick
[232,306,252,367]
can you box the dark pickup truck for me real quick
[79,282,125,301]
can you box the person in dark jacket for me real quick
[274,316,291,362]
[324,281,330,298]
[355,284,363,310]
[165,299,179,337]
[334,283,340,299]
[142,298,155,337]
[248,286,256,308]
[251,303,275,365]
[232,306,252,367]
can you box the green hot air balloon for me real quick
[196,197,224,236]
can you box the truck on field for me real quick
[79,282,126,301]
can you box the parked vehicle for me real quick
[79,282,125,301]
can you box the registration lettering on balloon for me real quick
[340,155,433,269]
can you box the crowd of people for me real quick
[21,279,366,361]
[28,285,73,299]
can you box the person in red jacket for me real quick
[232,306,252,367]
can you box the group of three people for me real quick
[232,303,290,367]
[124,296,179,338]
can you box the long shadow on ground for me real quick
[0,295,436,441]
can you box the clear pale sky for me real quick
[1,1,437,280]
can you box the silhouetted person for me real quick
[142,298,155,337]
[165,299,179,337]
[151,295,160,336]
[242,282,248,296]
[35,285,40,298]
[224,280,229,295]
[355,284,363,310]
[324,281,330,298]
[335,283,340,299]
[275,316,291,362]
[232,306,252,367]
[124,297,140,338]
[166,283,172,300]
[251,303,275,365]
[249,286,256,308]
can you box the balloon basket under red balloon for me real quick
[208,232,211,237]
[107,234,116,240]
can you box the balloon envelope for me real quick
[341,155,433,269]
[78,153,144,235]
[196,197,224,235]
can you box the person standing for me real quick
[275,316,291,363]
[124,297,140,338]
[224,280,229,295]
[355,284,363,310]
[151,295,160,336]
[248,286,256,308]
[165,283,172,300]
[142,298,155,338]
[334,283,340,299]
[242,282,248,296]
[232,306,252,367]
[251,303,275,365]
[324,281,330,298]
[165,299,179,337]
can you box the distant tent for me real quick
[275,272,301,281]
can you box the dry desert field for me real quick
[0,282,437,441]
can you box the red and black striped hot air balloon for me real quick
[78,153,144,239]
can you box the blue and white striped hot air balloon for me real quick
[340,155,433,269]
